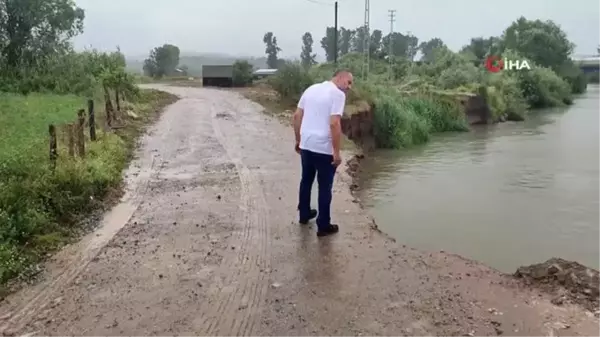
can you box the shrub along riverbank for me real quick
[263,17,588,149]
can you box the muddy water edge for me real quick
[353,85,600,273]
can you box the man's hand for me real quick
[332,152,342,167]
[295,142,301,154]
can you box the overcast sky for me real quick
[73,0,599,60]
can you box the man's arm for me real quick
[330,91,346,157]
[293,91,307,146]
[292,107,304,145]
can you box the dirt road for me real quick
[0,85,598,336]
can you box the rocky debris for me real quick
[514,258,599,311]
[345,153,364,179]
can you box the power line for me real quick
[334,2,339,64]
[388,9,396,80]
[361,0,370,80]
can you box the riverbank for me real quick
[0,86,597,336]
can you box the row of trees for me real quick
[263,17,591,85]
[0,0,137,98]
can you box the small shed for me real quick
[202,65,234,87]
[253,68,278,79]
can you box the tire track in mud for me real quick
[190,90,271,336]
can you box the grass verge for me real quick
[0,89,178,298]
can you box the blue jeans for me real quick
[298,149,337,230]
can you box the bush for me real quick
[556,61,588,94]
[269,62,314,101]
[232,60,254,87]
[0,49,133,97]
[372,88,468,149]
[436,62,484,90]
[485,73,528,121]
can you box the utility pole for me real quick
[361,0,370,80]
[334,1,338,64]
[388,9,396,80]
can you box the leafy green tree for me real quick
[382,32,419,59]
[339,28,354,56]
[320,27,339,62]
[232,60,253,86]
[369,29,383,58]
[263,32,281,69]
[351,26,369,53]
[460,37,499,64]
[143,44,180,78]
[0,0,85,69]
[418,38,446,62]
[300,32,316,68]
[498,17,573,71]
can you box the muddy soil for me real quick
[0,85,598,336]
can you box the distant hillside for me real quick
[126,52,269,76]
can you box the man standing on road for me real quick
[292,70,353,237]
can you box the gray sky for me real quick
[73,0,599,60]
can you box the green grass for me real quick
[0,93,87,158]
[0,89,177,296]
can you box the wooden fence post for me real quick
[88,99,96,141]
[116,90,121,112]
[49,124,57,169]
[67,123,75,157]
[106,100,112,128]
[77,109,86,157]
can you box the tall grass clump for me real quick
[372,89,468,149]
[268,62,314,102]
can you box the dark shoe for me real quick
[317,224,339,237]
[299,209,318,225]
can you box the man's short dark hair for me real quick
[333,69,351,77]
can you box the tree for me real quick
[320,27,339,62]
[369,29,383,58]
[232,60,253,87]
[460,36,500,64]
[381,32,419,59]
[143,44,180,78]
[339,28,354,56]
[0,0,85,69]
[263,32,281,69]
[351,26,369,53]
[300,32,316,68]
[418,38,446,62]
[498,17,574,71]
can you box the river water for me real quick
[356,85,599,272]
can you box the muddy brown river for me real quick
[357,85,600,273]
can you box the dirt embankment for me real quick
[515,258,599,312]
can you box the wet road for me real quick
[357,85,600,272]
[0,86,597,336]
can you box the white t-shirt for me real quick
[298,81,346,155]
